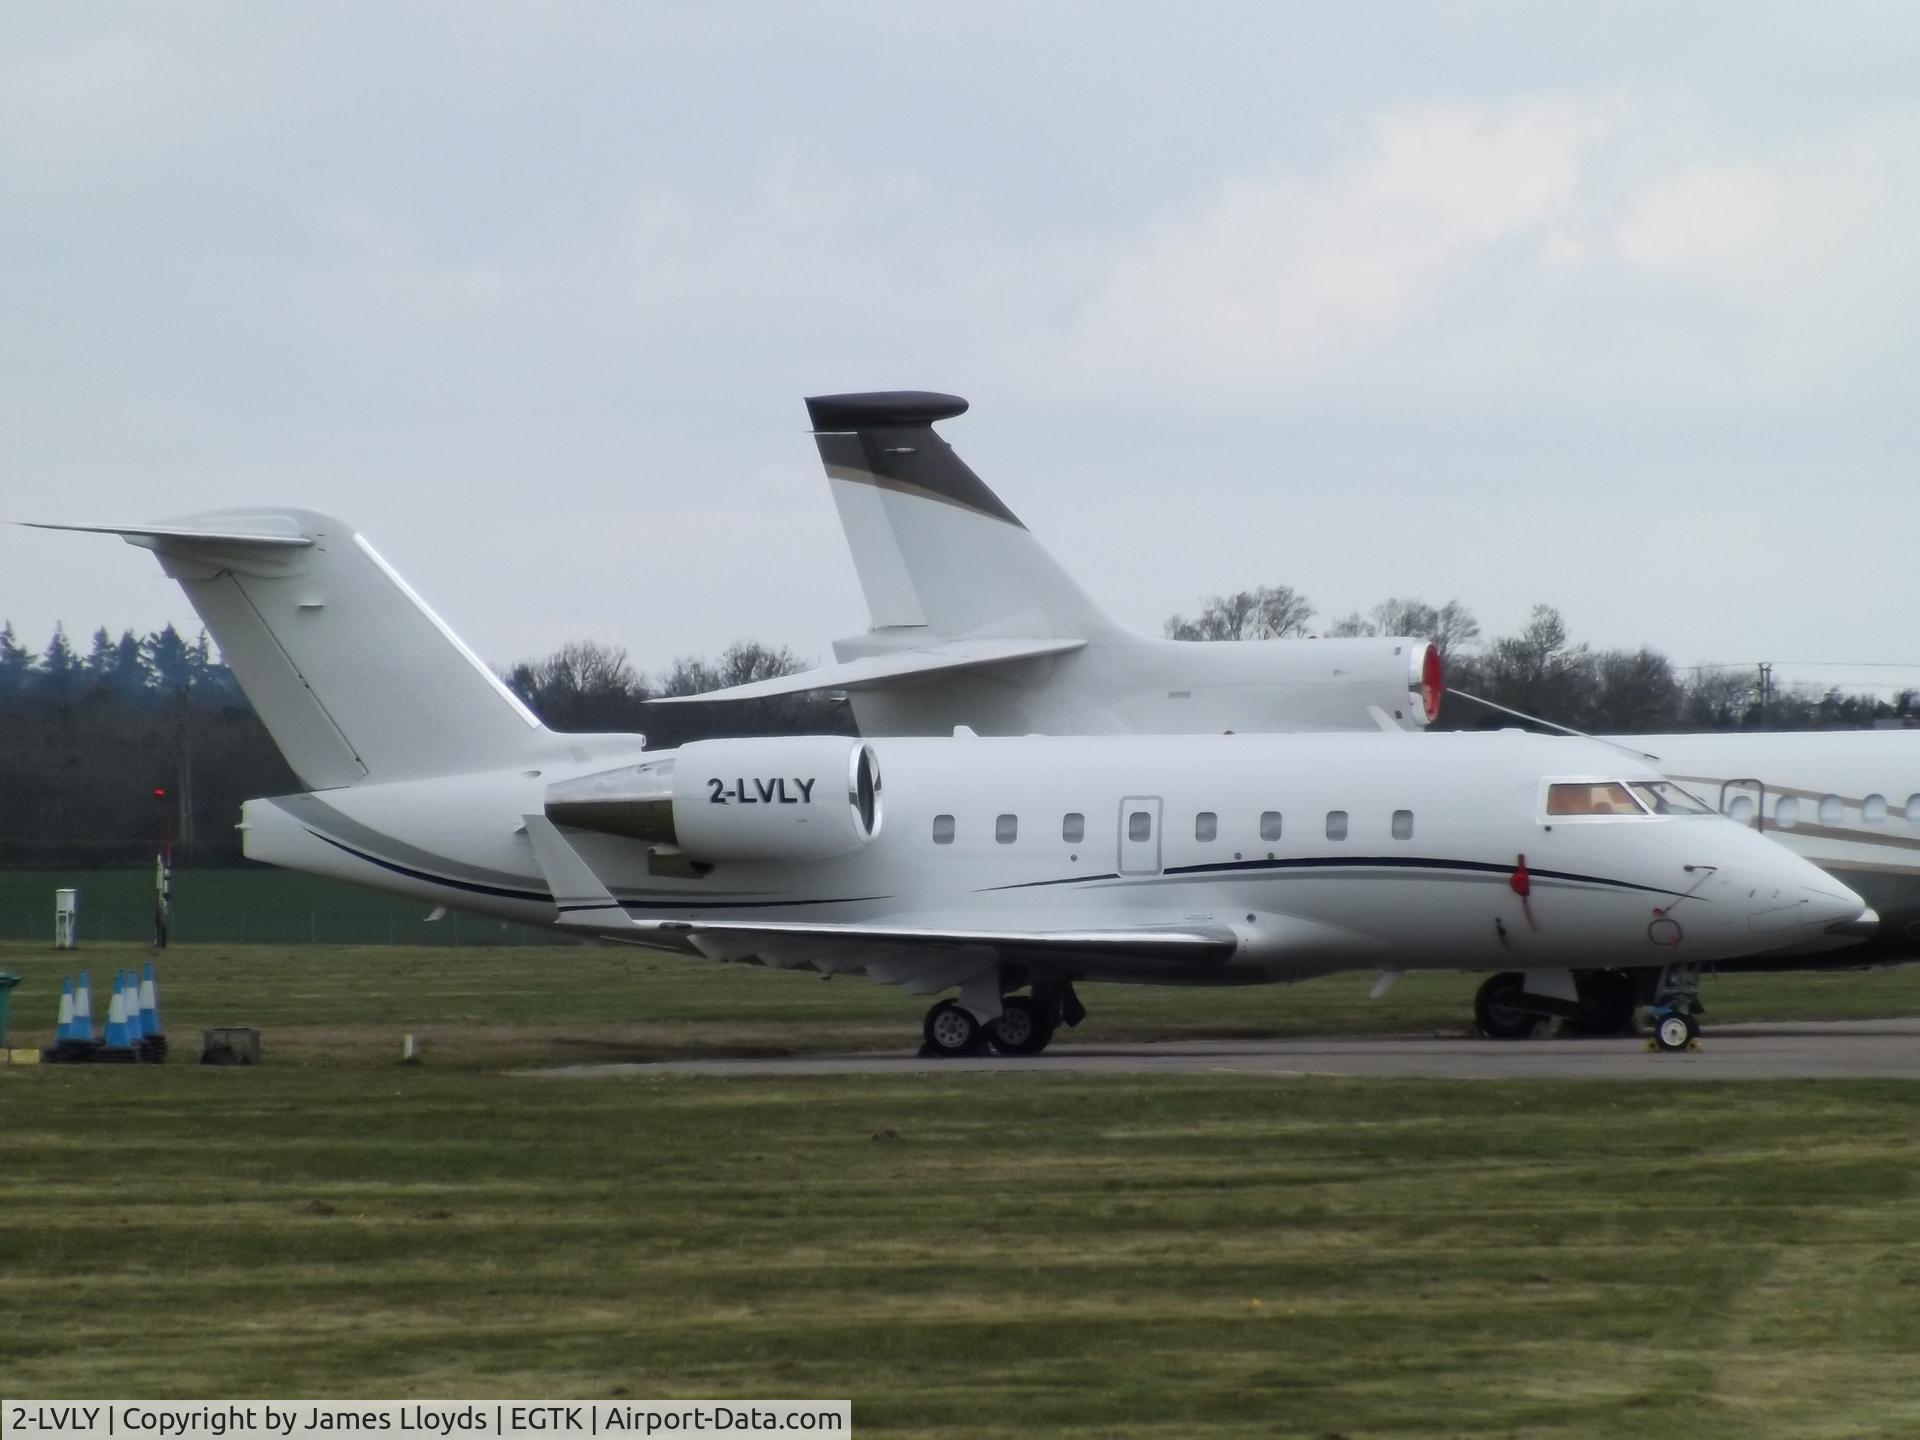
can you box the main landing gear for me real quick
[1473,968,1647,1040]
[919,980,1085,1059]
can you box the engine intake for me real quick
[545,737,882,863]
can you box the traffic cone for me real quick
[121,972,146,1055]
[72,971,95,1041]
[137,961,167,1062]
[45,974,101,1062]
[97,975,139,1062]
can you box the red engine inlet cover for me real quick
[1419,645,1445,724]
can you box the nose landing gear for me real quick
[1646,962,1704,1053]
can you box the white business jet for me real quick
[33,512,1866,1056]
[668,392,1916,1039]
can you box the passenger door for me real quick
[1719,778,1765,830]
[1118,796,1163,875]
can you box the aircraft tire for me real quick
[1474,973,1539,1040]
[985,995,1054,1057]
[923,999,988,1057]
[1653,1012,1697,1052]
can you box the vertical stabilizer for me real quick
[31,511,545,788]
[807,392,1123,642]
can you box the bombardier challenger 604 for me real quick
[35,511,1870,1056]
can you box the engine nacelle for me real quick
[1219,636,1443,728]
[545,736,882,863]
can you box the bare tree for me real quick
[1164,586,1315,641]
[1325,597,1481,659]
[505,640,648,732]
[1589,647,1683,732]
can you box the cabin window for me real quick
[1195,811,1217,842]
[1062,812,1085,843]
[996,813,1018,844]
[1908,795,1920,831]
[1727,794,1756,825]
[1775,796,1801,830]
[1546,782,1643,817]
[1129,810,1153,842]
[1259,811,1282,841]
[1864,794,1888,824]
[1817,794,1845,826]
[932,813,955,845]
[1392,809,1414,840]
[1325,810,1348,841]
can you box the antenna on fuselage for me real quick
[1447,689,1663,763]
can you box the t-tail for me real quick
[651,391,1443,736]
[29,510,565,788]
[806,391,1124,643]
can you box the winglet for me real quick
[522,815,632,927]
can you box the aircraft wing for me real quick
[522,816,1239,993]
[644,636,1085,705]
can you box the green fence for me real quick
[0,868,565,946]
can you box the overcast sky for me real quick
[5,3,1918,698]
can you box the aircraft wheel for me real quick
[986,995,1054,1057]
[1652,1011,1697,1053]
[1474,973,1538,1040]
[1567,970,1638,1036]
[923,999,988,1057]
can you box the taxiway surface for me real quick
[532,1019,1920,1081]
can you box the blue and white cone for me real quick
[121,972,143,1050]
[137,961,167,1060]
[71,971,95,1043]
[99,977,138,1059]
[139,962,162,1038]
[45,974,102,1062]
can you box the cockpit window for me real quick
[1546,782,1646,817]
[1628,781,1715,815]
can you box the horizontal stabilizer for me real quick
[32,507,547,789]
[24,520,313,549]
[647,636,1086,705]
[806,391,969,430]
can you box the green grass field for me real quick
[3,944,1920,1436]
[5,941,1920,1066]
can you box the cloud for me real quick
[1615,117,1920,360]
[1030,101,1619,404]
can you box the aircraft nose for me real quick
[1827,905,1880,938]
[1746,881,1872,937]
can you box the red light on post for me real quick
[153,788,166,798]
